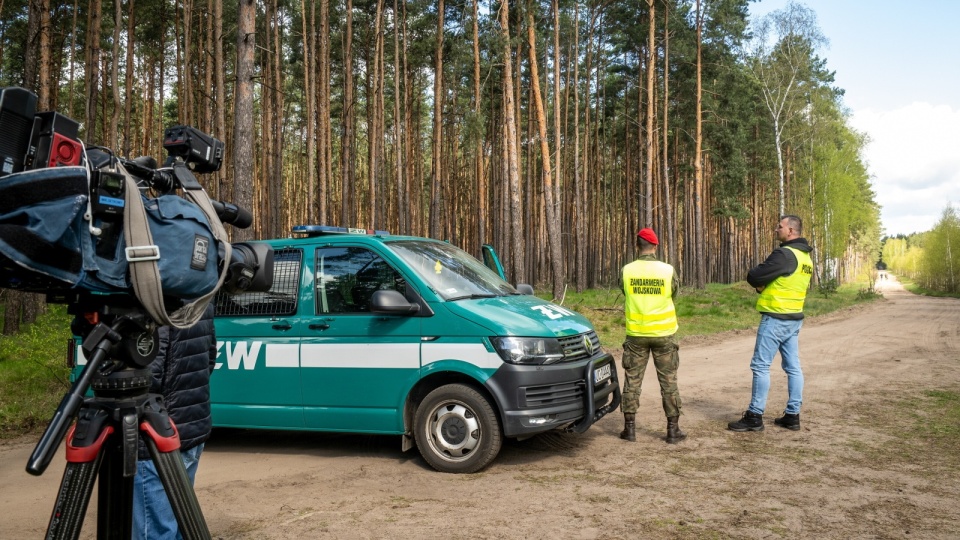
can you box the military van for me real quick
[75,225,620,473]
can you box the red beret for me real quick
[637,228,659,245]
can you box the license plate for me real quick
[593,363,611,384]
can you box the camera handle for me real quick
[27,320,121,476]
[119,160,232,329]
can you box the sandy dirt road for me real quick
[2,275,959,539]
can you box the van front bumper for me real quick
[485,353,621,438]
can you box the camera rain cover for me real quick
[0,164,224,316]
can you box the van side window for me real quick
[316,246,406,314]
[214,248,302,317]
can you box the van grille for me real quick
[524,381,584,407]
[558,331,601,362]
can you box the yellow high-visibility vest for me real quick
[623,259,678,337]
[756,246,813,314]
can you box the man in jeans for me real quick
[133,303,217,539]
[729,215,813,432]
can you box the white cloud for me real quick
[851,103,960,236]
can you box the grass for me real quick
[0,303,74,438]
[846,386,960,476]
[0,281,881,438]
[896,276,960,298]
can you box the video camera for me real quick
[0,86,273,326]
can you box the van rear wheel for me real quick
[414,384,502,473]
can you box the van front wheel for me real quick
[414,384,502,473]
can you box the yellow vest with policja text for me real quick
[756,246,813,314]
[623,259,678,337]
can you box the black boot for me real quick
[620,413,636,442]
[728,410,764,432]
[665,416,686,444]
[774,412,801,431]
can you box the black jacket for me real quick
[138,303,217,459]
[746,237,813,320]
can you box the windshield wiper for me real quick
[446,293,498,301]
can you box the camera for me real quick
[0,86,273,321]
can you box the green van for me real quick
[75,225,620,473]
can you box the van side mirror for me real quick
[516,284,535,295]
[370,290,421,315]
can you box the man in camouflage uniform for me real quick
[619,228,686,444]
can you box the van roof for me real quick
[292,225,391,237]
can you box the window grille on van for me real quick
[214,248,302,317]
[557,331,601,362]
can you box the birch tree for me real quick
[747,0,825,216]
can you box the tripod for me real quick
[26,307,211,540]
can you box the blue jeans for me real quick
[748,315,804,415]
[133,443,204,540]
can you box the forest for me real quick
[883,206,960,295]
[0,0,880,330]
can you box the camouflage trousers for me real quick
[620,334,682,417]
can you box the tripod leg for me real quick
[147,445,211,540]
[141,401,211,540]
[46,408,113,540]
[97,414,136,540]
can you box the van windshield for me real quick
[387,240,518,301]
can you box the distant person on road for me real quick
[134,303,217,540]
[619,228,686,444]
[728,215,813,433]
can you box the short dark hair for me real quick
[781,215,803,235]
[637,237,656,250]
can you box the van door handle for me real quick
[272,321,293,330]
[309,323,330,330]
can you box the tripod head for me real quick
[27,293,161,476]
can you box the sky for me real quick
[748,0,960,237]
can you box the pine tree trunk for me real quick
[526,7,564,300]
[473,0,485,245]
[394,0,406,234]
[302,0,315,224]
[573,3,585,292]
[232,0,256,242]
[693,0,705,288]
[500,0,524,284]
[645,0,655,230]
[371,0,384,228]
[84,0,102,144]
[123,0,136,157]
[109,0,121,149]
[428,0,444,239]
[318,0,330,224]
[341,0,355,225]
[662,2,675,266]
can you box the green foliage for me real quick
[918,206,960,293]
[816,277,838,297]
[885,206,960,294]
[0,305,73,438]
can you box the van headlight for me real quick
[491,337,564,365]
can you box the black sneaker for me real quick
[774,412,801,431]
[728,410,764,432]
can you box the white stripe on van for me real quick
[422,342,503,370]
[265,343,299,368]
[300,343,420,369]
